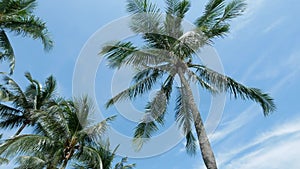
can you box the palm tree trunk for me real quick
[13,122,27,137]
[178,68,218,169]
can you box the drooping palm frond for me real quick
[0,0,53,74]
[175,87,193,135]
[133,119,158,151]
[1,15,53,51]
[185,130,197,155]
[0,30,15,74]
[190,64,276,115]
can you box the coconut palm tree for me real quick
[0,0,53,74]
[101,0,276,169]
[0,97,116,169]
[0,72,57,136]
[75,141,136,169]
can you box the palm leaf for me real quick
[0,30,15,74]
[106,68,163,108]
[191,64,276,115]
[1,15,53,51]
[0,134,54,158]
[133,119,159,151]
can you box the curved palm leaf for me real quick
[0,0,53,74]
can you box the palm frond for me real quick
[0,30,15,74]
[114,157,136,169]
[127,0,162,34]
[195,0,246,39]
[0,134,54,158]
[0,109,24,130]
[106,68,163,108]
[0,157,9,165]
[81,116,116,142]
[101,41,138,69]
[185,130,197,155]
[144,89,168,125]
[73,145,103,169]
[33,110,70,140]
[127,0,159,14]
[191,64,276,115]
[186,69,217,94]
[40,75,56,104]
[175,87,193,135]
[133,119,159,151]
[164,0,190,38]
[0,0,36,15]
[1,15,53,51]
[2,76,28,109]
[14,155,46,169]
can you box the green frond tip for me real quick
[246,88,276,116]
[133,120,158,151]
[185,131,197,156]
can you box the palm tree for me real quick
[101,0,276,169]
[0,72,57,136]
[0,96,116,169]
[0,0,53,74]
[75,141,136,169]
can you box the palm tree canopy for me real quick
[102,0,275,155]
[0,72,57,135]
[0,96,116,169]
[0,0,53,74]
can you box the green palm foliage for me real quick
[75,142,136,169]
[0,72,57,136]
[0,96,116,169]
[0,134,8,165]
[0,0,53,74]
[101,0,276,169]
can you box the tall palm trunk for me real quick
[178,68,218,169]
[13,122,27,137]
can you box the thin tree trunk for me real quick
[178,68,218,169]
[13,122,27,137]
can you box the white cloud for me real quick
[262,17,284,33]
[216,116,300,166]
[220,118,300,169]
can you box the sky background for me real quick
[1,0,300,169]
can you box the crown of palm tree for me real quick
[101,0,276,169]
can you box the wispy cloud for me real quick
[262,17,284,33]
[220,117,300,168]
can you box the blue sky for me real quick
[1,0,300,169]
